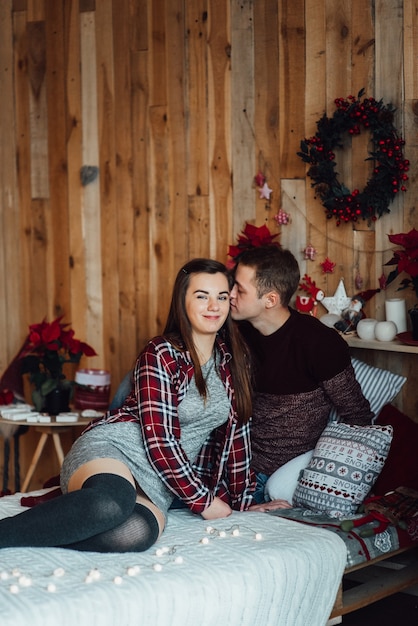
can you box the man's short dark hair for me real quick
[236,245,300,306]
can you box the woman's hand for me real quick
[201,496,232,520]
[249,498,292,512]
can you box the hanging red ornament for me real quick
[303,244,317,261]
[254,171,266,187]
[320,257,336,274]
[274,210,290,225]
[379,273,388,290]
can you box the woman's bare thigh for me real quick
[67,458,136,492]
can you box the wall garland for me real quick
[297,90,409,226]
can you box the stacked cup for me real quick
[74,369,111,411]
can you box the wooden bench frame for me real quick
[328,545,418,623]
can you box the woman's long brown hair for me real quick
[163,258,252,423]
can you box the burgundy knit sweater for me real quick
[239,309,373,475]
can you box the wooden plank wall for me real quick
[0,0,417,486]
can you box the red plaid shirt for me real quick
[86,336,255,514]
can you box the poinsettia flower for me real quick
[228,223,280,262]
[385,228,418,298]
[28,317,62,351]
[397,250,418,278]
[388,228,418,251]
[227,244,242,259]
[17,317,97,411]
[241,223,276,246]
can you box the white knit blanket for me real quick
[0,489,346,626]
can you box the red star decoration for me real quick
[320,257,336,274]
[254,171,266,187]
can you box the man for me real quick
[230,245,373,508]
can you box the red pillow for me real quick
[373,404,418,495]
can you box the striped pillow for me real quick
[329,358,406,422]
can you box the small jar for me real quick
[74,369,111,411]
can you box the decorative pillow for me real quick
[328,358,406,422]
[372,404,418,495]
[293,422,393,518]
[265,450,314,503]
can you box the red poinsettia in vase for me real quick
[17,317,97,413]
[385,228,418,340]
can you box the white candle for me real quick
[385,298,407,333]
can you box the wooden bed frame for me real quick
[328,544,418,623]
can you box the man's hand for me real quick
[249,498,293,512]
[201,496,232,520]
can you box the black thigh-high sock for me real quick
[0,473,136,549]
[66,502,161,552]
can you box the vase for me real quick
[44,387,71,415]
[409,307,418,341]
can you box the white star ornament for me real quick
[321,279,352,316]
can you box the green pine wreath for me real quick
[297,89,409,225]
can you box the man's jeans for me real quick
[252,472,271,504]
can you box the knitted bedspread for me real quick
[0,489,346,626]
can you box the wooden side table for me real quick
[0,416,90,492]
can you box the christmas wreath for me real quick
[297,89,409,225]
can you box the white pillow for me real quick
[328,358,406,422]
[265,450,314,502]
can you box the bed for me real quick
[0,489,346,626]
[1,362,417,625]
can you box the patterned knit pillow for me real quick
[293,422,393,518]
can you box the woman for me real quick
[0,259,254,552]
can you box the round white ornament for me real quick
[356,318,378,341]
[319,313,341,328]
[374,320,397,342]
